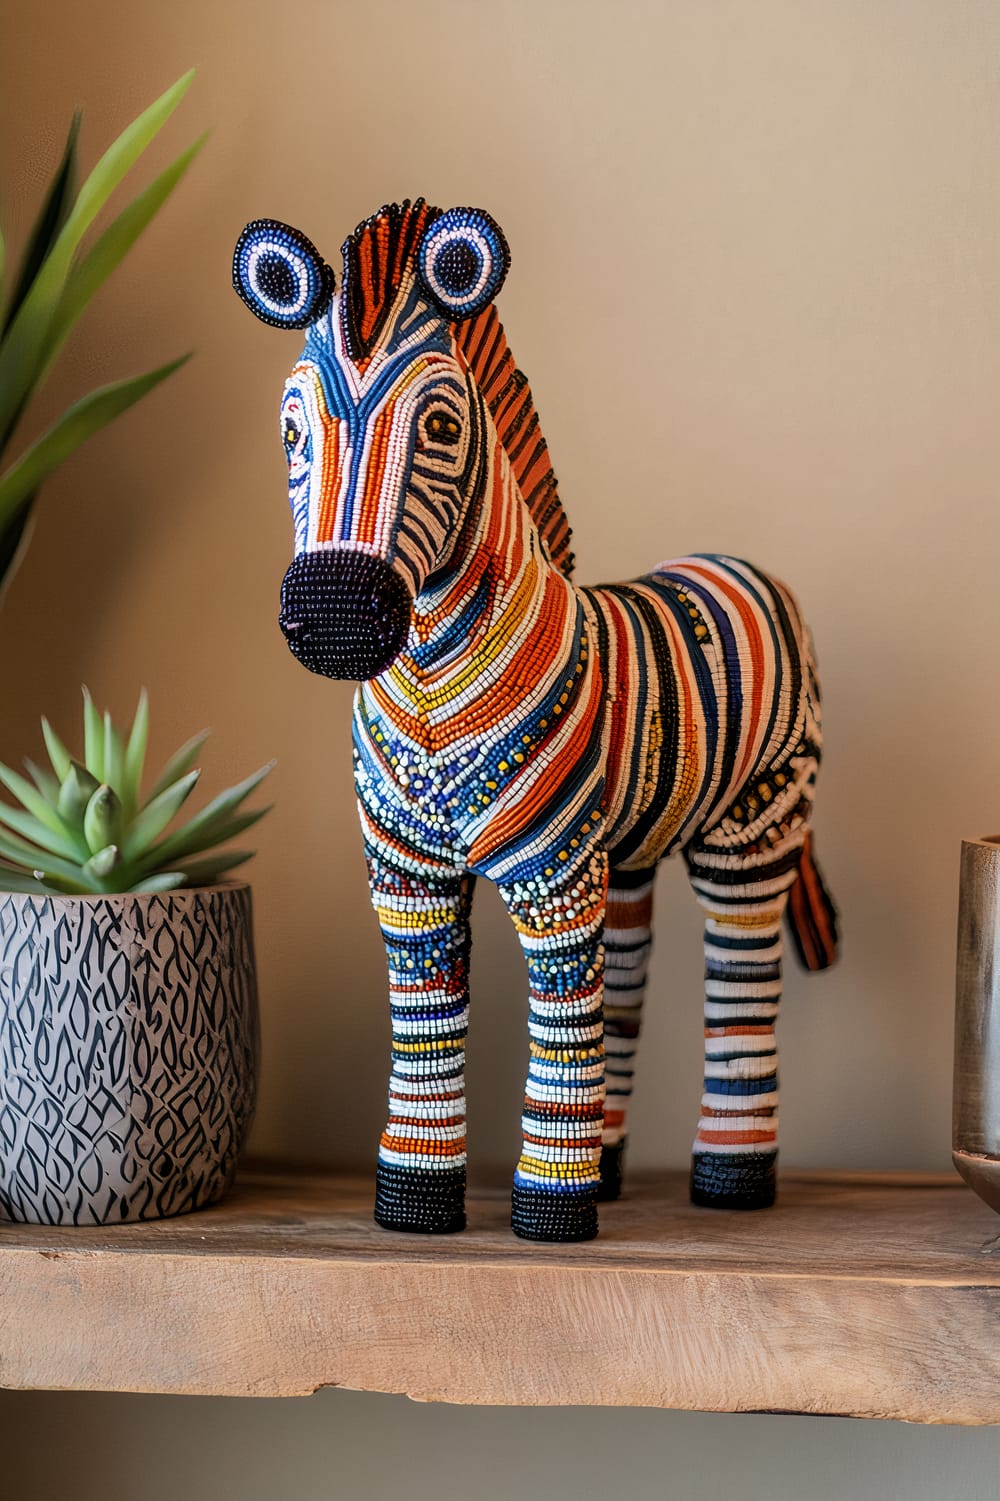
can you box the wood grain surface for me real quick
[2,1169,999,1421]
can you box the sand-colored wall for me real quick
[2,2,999,1492]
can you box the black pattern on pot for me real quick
[0,885,258,1224]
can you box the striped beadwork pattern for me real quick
[241,199,839,1241]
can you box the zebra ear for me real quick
[417,208,510,320]
[232,219,335,329]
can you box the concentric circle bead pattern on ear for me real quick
[232,219,335,329]
[417,208,510,319]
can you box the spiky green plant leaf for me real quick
[103,713,123,794]
[0,695,272,893]
[0,865,58,894]
[0,801,82,861]
[0,70,195,445]
[38,134,207,383]
[0,356,190,527]
[83,784,122,855]
[142,767,273,869]
[122,688,149,819]
[142,729,209,807]
[131,871,187,894]
[176,849,254,886]
[122,768,199,859]
[0,762,84,855]
[82,844,121,883]
[41,717,72,782]
[0,72,198,597]
[24,758,60,802]
[3,114,80,340]
[81,688,104,781]
[57,760,101,828]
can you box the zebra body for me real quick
[234,199,838,1241]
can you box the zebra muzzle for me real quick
[279,550,412,680]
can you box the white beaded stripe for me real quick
[690,1139,778,1156]
[704,1057,777,1080]
[705,978,783,999]
[704,1034,778,1056]
[379,1147,467,1169]
[702,1089,777,1110]
[704,1000,779,1020]
[698,1114,778,1133]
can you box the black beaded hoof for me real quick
[374,1163,467,1234]
[597,1140,626,1201]
[690,1151,777,1210]
[511,1183,599,1242]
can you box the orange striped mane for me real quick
[341,199,574,579]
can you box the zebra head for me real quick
[233,201,510,680]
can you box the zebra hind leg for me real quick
[599,866,656,1201]
[685,845,801,1209]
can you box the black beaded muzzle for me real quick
[279,551,412,680]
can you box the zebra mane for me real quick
[341,199,575,579]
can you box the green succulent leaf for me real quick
[35,870,94,896]
[82,844,121,884]
[142,729,209,807]
[0,762,84,856]
[24,758,60,802]
[83,784,122,855]
[57,760,101,828]
[0,825,55,867]
[122,767,199,859]
[103,712,124,793]
[0,865,58,894]
[41,716,73,782]
[176,849,254,886]
[1,692,271,893]
[81,688,104,781]
[0,827,101,888]
[131,871,187,894]
[0,801,82,860]
[122,688,149,817]
[138,804,270,877]
[142,765,273,868]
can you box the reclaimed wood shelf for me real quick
[2,1168,999,1422]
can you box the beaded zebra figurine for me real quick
[233,200,839,1243]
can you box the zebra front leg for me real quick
[686,852,800,1209]
[599,866,656,1201]
[368,851,474,1235]
[498,846,608,1242]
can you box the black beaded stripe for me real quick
[374,1163,467,1235]
[690,1151,777,1210]
[597,1140,626,1202]
[511,1184,599,1242]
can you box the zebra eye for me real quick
[424,411,461,446]
[283,420,300,450]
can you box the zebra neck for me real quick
[370,441,582,740]
[412,442,572,665]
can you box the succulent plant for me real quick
[0,690,272,895]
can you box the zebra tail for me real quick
[786,830,839,972]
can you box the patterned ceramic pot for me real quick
[0,882,259,1225]
[954,837,1000,1213]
